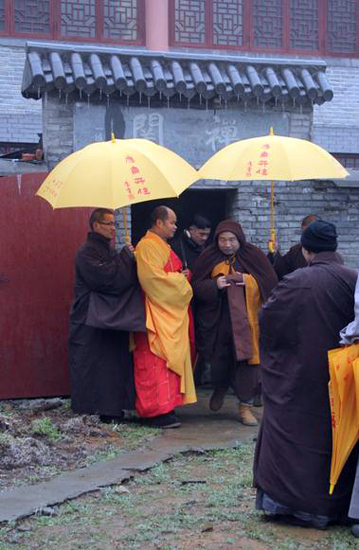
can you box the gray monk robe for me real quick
[69,231,144,416]
[254,252,358,527]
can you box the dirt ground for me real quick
[0,398,159,492]
[0,399,357,549]
[0,440,357,549]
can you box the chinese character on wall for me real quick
[205,115,238,152]
[133,113,164,145]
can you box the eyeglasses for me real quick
[99,221,116,227]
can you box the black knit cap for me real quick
[301,220,338,253]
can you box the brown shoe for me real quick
[239,403,258,426]
[209,388,226,412]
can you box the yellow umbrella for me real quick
[353,357,359,424]
[36,136,199,240]
[327,344,359,495]
[198,128,348,250]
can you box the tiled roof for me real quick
[22,42,334,107]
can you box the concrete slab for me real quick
[0,390,262,523]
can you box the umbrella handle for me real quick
[268,180,276,252]
[122,207,130,244]
[268,229,276,253]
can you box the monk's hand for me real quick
[126,242,135,254]
[217,275,231,289]
[225,273,244,286]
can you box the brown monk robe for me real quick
[191,220,277,425]
[269,214,320,280]
[69,209,145,423]
[254,220,358,529]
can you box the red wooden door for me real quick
[0,174,90,398]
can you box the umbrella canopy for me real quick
[198,129,348,250]
[36,137,198,210]
[198,131,348,182]
[328,343,359,495]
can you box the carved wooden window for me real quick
[103,0,140,41]
[61,0,96,38]
[0,0,4,31]
[290,0,319,50]
[253,0,283,48]
[213,0,243,47]
[170,0,359,56]
[174,0,206,44]
[14,0,50,34]
[327,0,357,53]
[0,0,144,43]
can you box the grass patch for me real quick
[1,440,357,549]
[30,418,62,440]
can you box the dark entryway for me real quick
[131,188,235,245]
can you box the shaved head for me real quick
[150,205,177,241]
[301,214,321,230]
[151,205,172,225]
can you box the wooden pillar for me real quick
[145,0,169,51]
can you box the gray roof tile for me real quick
[22,43,334,107]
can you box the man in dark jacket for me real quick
[254,220,358,529]
[269,214,320,279]
[69,208,144,424]
[171,214,211,271]
[171,215,212,385]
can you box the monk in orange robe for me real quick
[133,206,197,428]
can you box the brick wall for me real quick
[0,41,42,143]
[231,179,359,268]
[42,95,74,167]
[313,57,359,154]
[43,93,359,267]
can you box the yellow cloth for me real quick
[135,230,196,404]
[212,261,262,364]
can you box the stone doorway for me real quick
[131,188,236,245]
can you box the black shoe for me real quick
[352,525,359,538]
[278,514,327,530]
[145,412,181,429]
[209,388,226,412]
[99,413,125,424]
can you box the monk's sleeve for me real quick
[259,274,301,349]
[136,239,192,307]
[273,251,293,280]
[76,246,137,295]
[192,276,219,303]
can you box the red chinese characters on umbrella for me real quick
[245,161,253,177]
[246,143,271,178]
[42,178,65,199]
[124,155,152,199]
[255,144,270,176]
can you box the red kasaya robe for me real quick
[134,231,196,418]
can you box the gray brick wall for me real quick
[42,95,74,167]
[313,57,359,153]
[43,93,359,267]
[0,41,42,143]
[231,179,359,268]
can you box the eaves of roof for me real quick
[21,42,334,107]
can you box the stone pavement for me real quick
[0,389,262,523]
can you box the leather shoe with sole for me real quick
[209,388,226,412]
